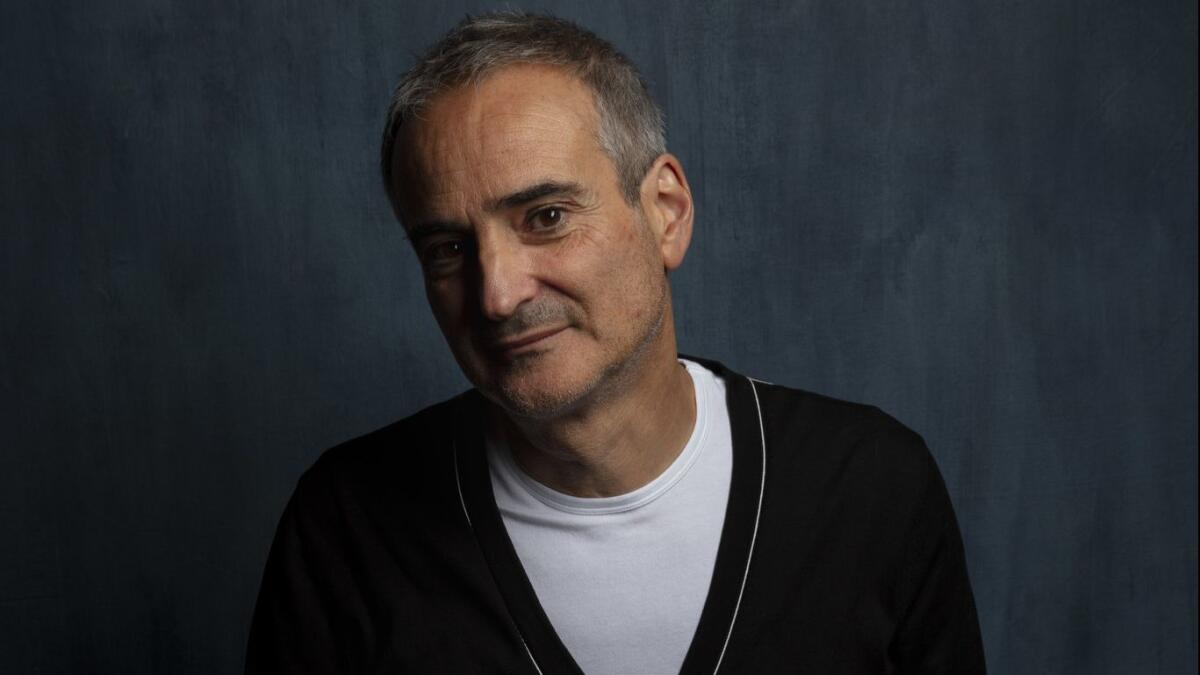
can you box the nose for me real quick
[476,230,537,321]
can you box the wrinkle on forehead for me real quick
[392,64,611,222]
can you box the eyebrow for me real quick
[405,220,470,245]
[406,180,588,243]
[490,180,587,212]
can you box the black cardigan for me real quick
[246,356,986,673]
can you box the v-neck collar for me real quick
[451,356,767,675]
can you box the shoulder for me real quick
[685,355,938,485]
[724,374,947,526]
[750,377,935,477]
[289,392,473,512]
[740,375,961,565]
[731,378,983,669]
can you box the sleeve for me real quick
[244,469,367,675]
[887,430,988,674]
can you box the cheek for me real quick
[426,281,468,339]
[591,235,662,317]
[624,232,668,314]
[542,214,662,321]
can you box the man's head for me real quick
[382,12,693,420]
[381,11,666,212]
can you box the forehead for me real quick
[393,64,609,218]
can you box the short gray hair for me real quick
[380,11,666,216]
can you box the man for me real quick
[247,11,985,674]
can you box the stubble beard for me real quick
[491,278,669,421]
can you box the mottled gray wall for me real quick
[2,1,1195,673]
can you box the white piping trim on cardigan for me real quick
[519,636,546,675]
[454,434,544,675]
[452,437,473,529]
[712,376,768,674]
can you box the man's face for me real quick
[393,64,675,419]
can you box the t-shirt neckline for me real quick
[489,359,714,515]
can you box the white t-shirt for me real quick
[487,359,733,675]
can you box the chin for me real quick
[458,309,664,420]
[480,350,605,420]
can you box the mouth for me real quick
[493,326,568,357]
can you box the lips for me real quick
[493,326,567,355]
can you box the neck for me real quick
[488,321,696,498]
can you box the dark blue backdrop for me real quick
[2,1,1195,673]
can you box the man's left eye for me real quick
[529,207,565,230]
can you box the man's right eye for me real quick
[426,240,464,262]
[419,240,472,278]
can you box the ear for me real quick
[639,153,694,271]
